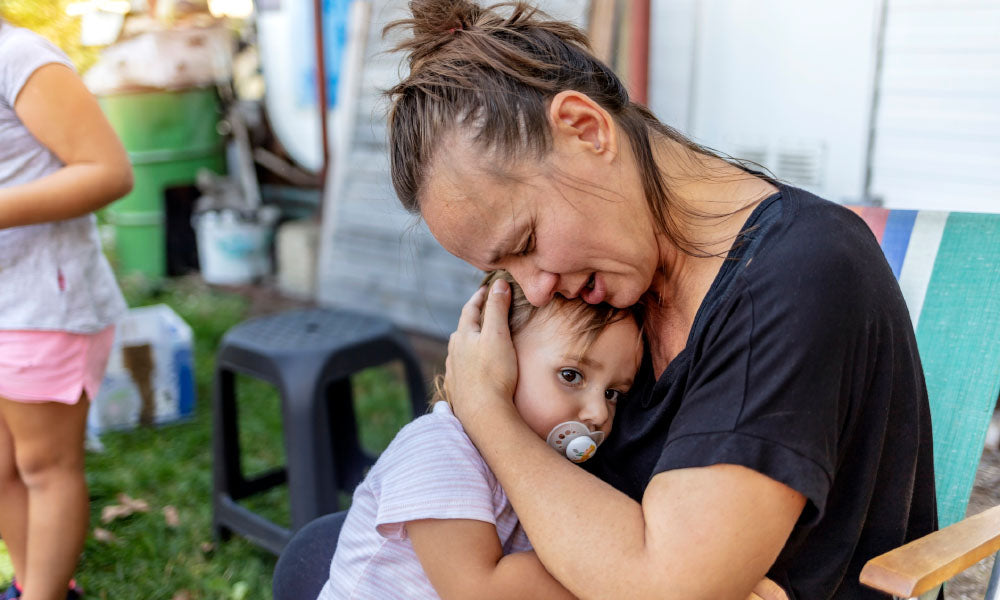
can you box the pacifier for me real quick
[546,421,605,463]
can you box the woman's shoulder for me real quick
[749,186,891,289]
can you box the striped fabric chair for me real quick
[850,207,1000,599]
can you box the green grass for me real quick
[0,275,412,599]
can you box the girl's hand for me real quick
[444,279,519,427]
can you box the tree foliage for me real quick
[1,0,100,72]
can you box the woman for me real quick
[384,1,936,598]
[0,19,131,600]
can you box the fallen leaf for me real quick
[116,493,150,512]
[171,591,192,600]
[93,527,117,543]
[163,505,180,527]
[100,504,131,524]
[100,493,151,524]
[199,541,215,554]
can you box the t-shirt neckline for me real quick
[641,187,786,406]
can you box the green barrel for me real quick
[99,88,226,278]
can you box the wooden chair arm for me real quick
[860,503,1000,597]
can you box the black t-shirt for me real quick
[587,184,937,599]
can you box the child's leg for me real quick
[0,394,90,600]
[0,408,29,583]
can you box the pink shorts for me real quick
[0,326,116,404]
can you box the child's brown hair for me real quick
[432,270,641,406]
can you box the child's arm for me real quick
[0,63,132,229]
[408,518,577,600]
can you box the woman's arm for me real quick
[408,518,576,600]
[0,63,132,229]
[445,281,806,600]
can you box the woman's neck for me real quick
[642,137,778,375]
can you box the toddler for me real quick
[318,271,643,599]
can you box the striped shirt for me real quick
[318,402,531,599]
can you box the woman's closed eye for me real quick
[559,368,583,385]
[516,232,534,257]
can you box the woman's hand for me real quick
[444,279,519,428]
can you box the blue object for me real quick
[294,0,354,109]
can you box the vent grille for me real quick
[728,140,826,189]
[775,144,825,187]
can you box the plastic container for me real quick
[99,88,226,278]
[193,207,280,285]
[89,304,195,435]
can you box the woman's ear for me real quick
[548,90,617,161]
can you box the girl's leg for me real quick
[0,394,90,600]
[0,407,29,583]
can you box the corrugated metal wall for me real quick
[316,0,588,338]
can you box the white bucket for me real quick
[194,208,279,285]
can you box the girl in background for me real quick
[0,19,132,600]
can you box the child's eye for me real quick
[559,369,583,385]
[605,389,624,403]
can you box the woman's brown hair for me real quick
[384,0,754,255]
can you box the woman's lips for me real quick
[580,274,606,304]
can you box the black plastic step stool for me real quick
[212,308,427,555]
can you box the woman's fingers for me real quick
[443,282,519,424]
[480,278,511,340]
[457,285,489,332]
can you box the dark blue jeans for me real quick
[272,511,347,600]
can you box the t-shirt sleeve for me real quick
[0,27,75,108]
[370,414,502,540]
[655,259,863,523]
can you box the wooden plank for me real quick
[588,0,617,64]
[860,504,1000,597]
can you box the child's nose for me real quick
[578,394,610,430]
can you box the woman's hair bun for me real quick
[407,0,481,34]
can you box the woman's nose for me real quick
[510,267,558,307]
[578,394,611,430]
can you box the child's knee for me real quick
[14,447,84,490]
[0,452,20,487]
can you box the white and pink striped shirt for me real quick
[317,402,531,599]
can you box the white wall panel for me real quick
[679,0,881,203]
[871,0,1000,211]
[648,0,698,132]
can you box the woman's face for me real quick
[421,136,661,309]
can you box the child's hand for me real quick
[445,279,519,428]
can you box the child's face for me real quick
[511,309,642,442]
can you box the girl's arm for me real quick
[0,63,132,229]
[408,517,576,600]
[444,282,805,600]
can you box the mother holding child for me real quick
[319,1,937,598]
